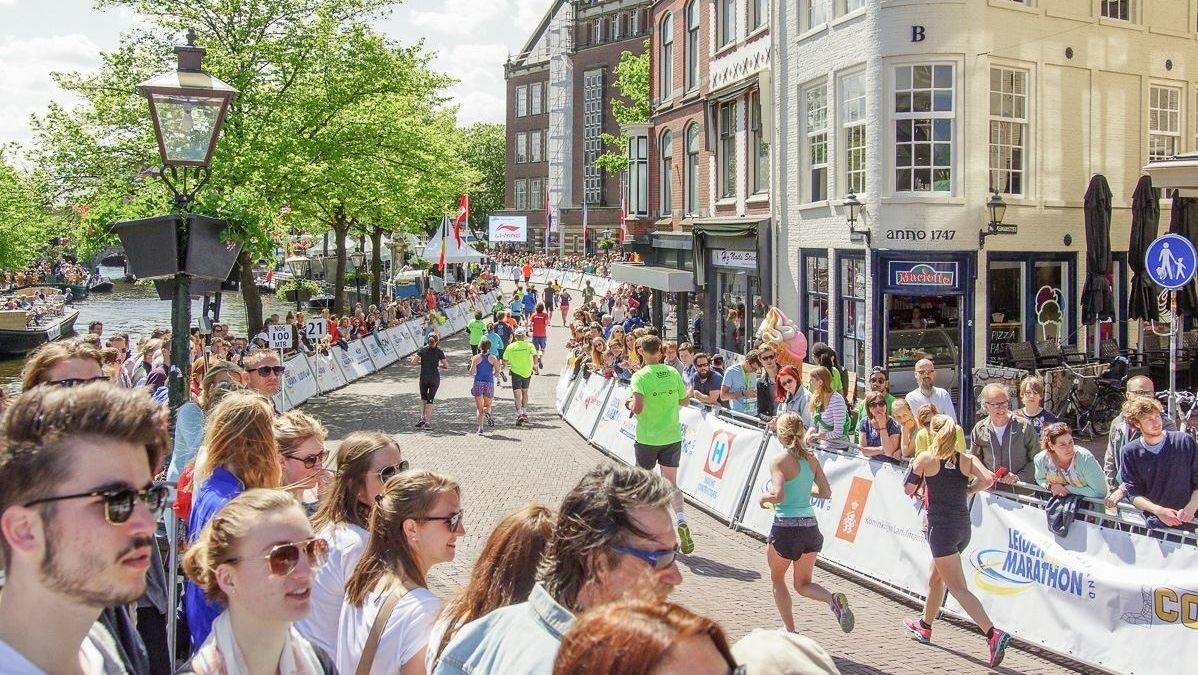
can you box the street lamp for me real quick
[350,250,367,306]
[136,28,237,417]
[842,192,867,245]
[285,255,312,312]
[978,188,1014,247]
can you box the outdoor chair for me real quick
[1006,341,1038,372]
[1033,340,1064,369]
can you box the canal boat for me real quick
[87,275,115,293]
[12,281,90,300]
[0,302,79,356]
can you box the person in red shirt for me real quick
[530,302,549,374]
[425,289,437,312]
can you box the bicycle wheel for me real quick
[1090,390,1124,436]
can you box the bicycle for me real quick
[1052,362,1125,439]
[1156,390,1198,439]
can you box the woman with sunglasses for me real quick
[275,411,330,510]
[299,432,406,654]
[187,391,283,651]
[771,365,812,428]
[180,489,335,674]
[20,338,105,391]
[858,390,902,464]
[553,600,741,675]
[1033,422,1106,499]
[759,412,855,635]
[338,470,463,675]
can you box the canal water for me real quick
[1,266,294,392]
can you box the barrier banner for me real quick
[588,381,637,466]
[404,319,428,350]
[564,373,612,438]
[447,304,467,334]
[282,354,319,406]
[387,325,418,359]
[943,492,1198,675]
[582,274,604,295]
[564,271,584,290]
[273,388,293,413]
[547,270,564,287]
[530,268,548,284]
[341,339,376,380]
[739,445,934,597]
[310,350,348,394]
[555,365,580,414]
[365,330,397,369]
[674,412,767,522]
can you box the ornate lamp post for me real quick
[350,250,367,307]
[285,255,312,312]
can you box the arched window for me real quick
[660,131,674,215]
[685,124,700,215]
[685,1,699,91]
[659,15,674,100]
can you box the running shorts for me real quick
[532,337,548,350]
[419,378,440,403]
[768,519,824,560]
[926,523,972,558]
[511,373,531,390]
[470,380,495,398]
[634,441,682,469]
[470,344,479,355]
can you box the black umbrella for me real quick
[1127,176,1159,323]
[1081,175,1115,357]
[1168,190,1198,317]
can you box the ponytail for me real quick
[775,412,812,461]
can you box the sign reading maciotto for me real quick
[711,250,757,269]
[888,261,957,289]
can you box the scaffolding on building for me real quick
[546,1,574,256]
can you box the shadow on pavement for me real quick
[830,657,894,675]
[678,554,762,582]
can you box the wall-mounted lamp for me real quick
[843,192,868,245]
[978,189,1016,248]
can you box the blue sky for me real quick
[0,0,546,148]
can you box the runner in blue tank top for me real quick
[903,414,1011,667]
[468,337,501,435]
[758,412,855,634]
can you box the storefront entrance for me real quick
[986,253,1078,362]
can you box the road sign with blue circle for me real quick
[1145,234,1198,290]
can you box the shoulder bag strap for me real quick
[355,580,411,675]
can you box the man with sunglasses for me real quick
[721,350,762,416]
[856,366,896,420]
[243,350,285,401]
[688,353,724,407]
[0,382,169,675]
[435,464,681,675]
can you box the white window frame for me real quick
[592,19,601,44]
[718,100,738,199]
[530,82,543,116]
[661,130,674,215]
[749,0,768,32]
[515,179,528,210]
[516,132,528,164]
[630,10,640,35]
[612,13,623,40]
[718,0,735,48]
[628,134,649,216]
[529,178,543,212]
[1194,90,1198,152]
[891,63,956,194]
[660,15,675,101]
[749,92,769,194]
[843,0,867,14]
[1148,84,1181,162]
[685,1,699,92]
[516,86,528,117]
[685,123,701,215]
[803,0,829,33]
[840,70,867,196]
[1099,0,1132,22]
[989,66,1029,196]
[583,69,605,205]
[803,82,828,203]
[530,130,543,163]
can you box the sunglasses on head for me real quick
[24,483,170,525]
[229,537,329,576]
[47,376,109,387]
[610,543,680,571]
[283,449,328,470]
[378,460,411,483]
[252,365,286,377]
[418,510,465,531]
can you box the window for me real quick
[719,0,735,48]
[749,92,768,194]
[630,10,640,35]
[660,16,674,100]
[530,130,543,163]
[685,123,701,215]
[515,179,528,210]
[531,82,543,115]
[660,131,674,215]
[805,0,828,32]
[893,64,954,192]
[989,67,1028,195]
[749,0,767,32]
[612,13,623,40]
[516,86,528,117]
[685,2,700,92]
[841,71,867,195]
[1100,0,1130,21]
[628,135,648,216]
[804,83,828,202]
[1148,85,1181,161]
[529,178,543,212]
[839,256,867,388]
[583,69,605,204]
[592,20,601,44]
[844,0,866,13]
[803,252,830,347]
[515,132,528,163]
[719,101,738,198]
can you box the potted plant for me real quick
[597,237,616,252]
[276,278,321,303]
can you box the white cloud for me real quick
[0,0,18,8]
[408,0,511,36]
[0,33,103,146]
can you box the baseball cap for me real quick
[515,327,528,337]
[730,630,840,675]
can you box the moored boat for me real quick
[0,306,79,356]
[12,281,90,300]
[88,276,115,293]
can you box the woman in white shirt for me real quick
[337,470,464,675]
[296,432,405,654]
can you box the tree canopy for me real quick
[595,45,649,175]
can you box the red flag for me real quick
[452,195,469,248]
[619,194,628,244]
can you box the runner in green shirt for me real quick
[627,335,695,554]
[503,328,537,425]
[467,311,487,355]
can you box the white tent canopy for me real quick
[417,218,489,263]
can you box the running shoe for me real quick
[987,628,1011,668]
[903,617,932,644]
[677,522,695,555]
[477,425,484,435]
[414,419,427,429]
[485,411,495,427]
[830,593,855,633]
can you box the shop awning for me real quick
[1144,152,1198,195]
[691,217,768,238]
[611,263,696,293]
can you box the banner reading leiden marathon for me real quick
[944,493,1198,675]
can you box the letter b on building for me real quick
[912,26,926,42]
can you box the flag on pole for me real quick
[544,188,552,252]
[581,200,589,254]
[452,195,469,248]
[619,193,628,244]
[436,215,448,271]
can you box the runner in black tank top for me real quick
[902,414,1012,668]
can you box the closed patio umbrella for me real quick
[1081,174,1115,356]
[1127,175,1159,324]
[1167,189,1198,318]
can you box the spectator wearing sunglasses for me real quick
[244,349,286,400]
[435,464,681,675]
[170,360,246,482]
[180,489,335,674]
[275,411,330,511]
[553,600,741,675]
[0,382,169,675]
[301,433,407,654]
[855,367,896,421]
[858,391,902,464]
[338,470,463,675]
[19,338,105,391]
[187,391,283,651]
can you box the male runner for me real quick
[530,302,550,374]
[504,328,537,424]
[467,311,487,356]
[627,335,695,554]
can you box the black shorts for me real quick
[511,373,531,390]
[419,378,440,403]
[926,523,972,558]
[634,441,682,469]
[769,522,824,560]
[470,344,479,355]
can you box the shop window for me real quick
[839,256,867,388]
[841,71,867,195]
[660,130,674,215]
[987,256,1074,352]
[685,1,700,92]
[1148,85,1180,162]
[886,294,962,397]
[893,64,954,193]
[988,261,1024,363]
[531,82,543,116]
[750,92,769,194]
[685,123,701,214]
[516,86,528,117]
[989,67,1027,195]
[719,101,738,198]
[802,251,830,347]
[1033,260,1069,342]
[660,15,674,100]
[716,270,759,354]
[804,83,828,202]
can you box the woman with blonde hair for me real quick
[170,361,245,482]
[275,410,330,506]
[892,398,919,458]
[902,414,1008,666]
[187,391,282,651]
[759,412,854,634]
[180,489,335,674]
[805,366,849,450]
[912,403,966,455]
[337,470,464,675]
[298,432,406,654]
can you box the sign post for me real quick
[1144,233,1198,418]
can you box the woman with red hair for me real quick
[770,365,812,429]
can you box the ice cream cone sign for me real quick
[756,306,808,368]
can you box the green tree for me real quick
[0,152,63,272]
[594,45,649,175]
[458,122,505,241]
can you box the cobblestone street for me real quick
[301,324,1099,675]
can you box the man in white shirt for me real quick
[904,358,958,422]
[0,383,168,675]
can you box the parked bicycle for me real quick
[1156,389,1198,439]
[1052,361,1125,438]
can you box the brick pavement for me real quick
[302,324,1100,675]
